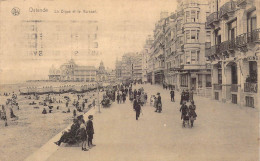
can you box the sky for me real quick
[0,0,178,84]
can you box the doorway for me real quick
[191,78,196,90]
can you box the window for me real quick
[197,50,200,63]
[206,74,212,87]
[197,30,200,40]
[248,61,257,83]
[180,54,184,64]
[191,10,196,22]
[197,11,200,20]
[186,30,190,42]
[231,64,238,84]
[218,68,222,84]
[186,11,190,22]
[198,74,202,88]
[247,10,257,33]
[206,31,211,42]
[228,20,237,41]
[181,74,188,87]
[186,54,191,64]
[206,12,210,18]
[191,30,196,39]
[191,51,196,64]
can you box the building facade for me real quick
[115,58,122,81]
[97,61,108,82]
[48,59,97,82]
[149,1,212,97]
[142,35,153,83]
[206,0,260,108]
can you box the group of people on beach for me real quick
[54,114,95,151]
[0,93,19,126]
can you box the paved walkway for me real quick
[42,84,258,161]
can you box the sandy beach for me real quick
[0,82,98,161]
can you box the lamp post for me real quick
[97,81,101,113]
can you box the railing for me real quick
[219,40,236,53]
[213,84,222,90]
[219,41,229,53]
[237,0,247,6]
[219,1,236,18]
[206,12,219,25]
[230,84,238,92]
[205,22,211,29]
[236,32,248,47]
[244,82,257,93]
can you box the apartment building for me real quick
[206,0,260,107]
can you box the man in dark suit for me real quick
[86,115,95,148]
[135,102,141,120]
[170,90,175,102]
[155,93,162,113]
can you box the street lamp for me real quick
[96,81,101,113]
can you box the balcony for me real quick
[205,22,211,29]
[205,45,219,57]
[213,84,222,90]
[237,0,253,8]
[206,12,219,26]
[219,1,236,19]
[230,84,238,92]
[236,29,260,48]
[219,40,236,54]
[236,32,249,47]
[244,82,257,93]
[237,0,247,6]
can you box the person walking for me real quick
[134,89,137,100]
[86,115,95,148]
[133,97,138,111]
[180,90,185,105]
[155,93,162,113]
[170,90,175,102]
[1,105,8,126]
[189,90,194,102]
[180,101,188,126]
[189,101,197,128]
[92,99,96,108]
[117,93,120,104]
[78,119,88,151]
[122,92,126,103]
[135,102,141,120]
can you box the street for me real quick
[46,84,259,161]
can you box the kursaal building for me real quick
[49,59,108,82]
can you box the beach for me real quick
[0,82,98,161]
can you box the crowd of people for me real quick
[1,81,199,155]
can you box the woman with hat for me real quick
[86,115,95,148]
